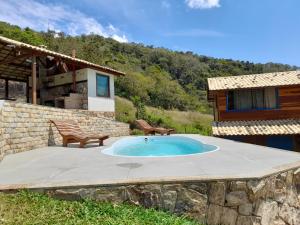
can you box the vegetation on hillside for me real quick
[0,191,200,225]
[0,21,297,114]
[116,97,213,135]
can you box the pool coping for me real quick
[0,160,299,191]
[1,134,300,192]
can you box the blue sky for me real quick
[0,0,299,66]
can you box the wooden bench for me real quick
[50,120,109,148]
[135,119,175,135]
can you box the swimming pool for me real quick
[102,136,218,157]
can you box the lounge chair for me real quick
[135,119,175,135]
[50,120,109,148]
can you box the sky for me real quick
[0,0,299,66]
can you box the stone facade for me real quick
[44,82,88,110]
[0,101,129,158]
[0,107,4,161]
[206,169,300,225]
[30,168,300,225]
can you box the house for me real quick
[207,71,300,151]
[0,35,125,113]
[0,36,129,157]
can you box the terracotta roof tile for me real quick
[208,71,300,91]
[212,119,300,136]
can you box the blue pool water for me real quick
[102,136,218,157]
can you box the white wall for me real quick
[87,68,115,112]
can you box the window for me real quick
[96,74,110,97]
[227,87,278,111]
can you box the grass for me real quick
[115,96,213,135]
[0,191,201,225]
[115,96,137,125]
[146,107,213,135]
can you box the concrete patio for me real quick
[0,134,300,189]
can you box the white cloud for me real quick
[165,28,224,37]
[0,0,128,42]
[108,24,118,33]
[111,34,128,43]
[185,0,220,9]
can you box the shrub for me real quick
[115,97,213,136]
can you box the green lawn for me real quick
[0,192,201,225]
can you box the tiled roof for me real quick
[212,119,300,136]
[0,36,125,76]
[207,71,300,91]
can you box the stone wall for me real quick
[0,106,4,161]
[0,101,129,158]
[206,169,300,225]
[30,168,300,225]
[43,82,88,110]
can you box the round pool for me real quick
[102,136,218,157]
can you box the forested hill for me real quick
[0,21,297,113]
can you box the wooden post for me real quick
[72,49,76,93]
[26,76,29,103]
[4,79,8,100]
[32,56,37,104]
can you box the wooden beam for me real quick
[31,56,37,104]
[0,45,8,53]
[0,50,14,63]
[7,62,31,70]
[0,53,32,66]
[0,68,27,78]
[0,76,27,82]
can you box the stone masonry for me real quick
[0,106,4,161]
[0,101,129,159]
[28,168,300,225]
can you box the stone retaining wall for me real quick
[0,101,129,158]
[29,168,300,225]
[0,106,4,161]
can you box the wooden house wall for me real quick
[215,85,300,121]
[224,135,299,151]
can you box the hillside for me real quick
[115,96,213,135]
[0,21,297,114]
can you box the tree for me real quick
[131,96,146,119]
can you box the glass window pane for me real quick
[252,89,264,108]
[233,89,252,110]
[264,87,276,108]
[227,91,234,110]
[239,90,252,110]
[228,88,277,111]
[96,74,109,97]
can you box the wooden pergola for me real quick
[0,36,124,104]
